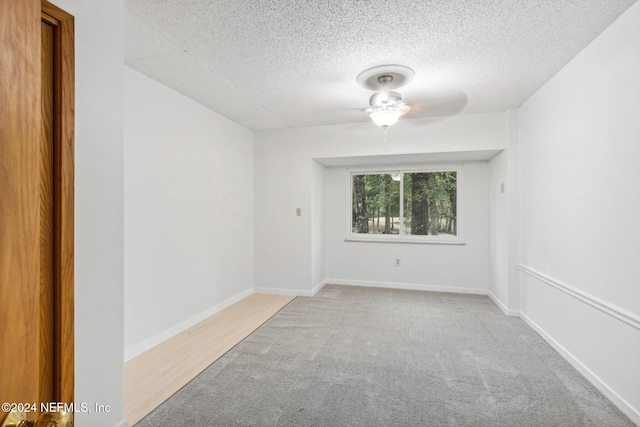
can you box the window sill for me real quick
[344,238,466,245]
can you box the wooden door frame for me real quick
[41,0,75,403]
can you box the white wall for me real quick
[505,109,520,311]
[518,2,640,422]
[489,150,508,302]
[324,162,490,292]
[311,112,506,159]
[254,112,505,295]
[124,67,255,358]
[311,160,326,289]
[49,0,126,426]
[488,108,520,315]
[253,137,314,294]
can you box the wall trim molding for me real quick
[311,280,328,296]
[519,264,640,331]
[325,279,488,296]
[254,281,326,298]
[124,288,253,361]
[520,311,640,425]
[253,287,304,297]
[488,291,520,317]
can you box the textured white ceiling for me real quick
[124,0,636,131]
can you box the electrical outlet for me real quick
[500,183,505,193]
[395,258,401,267]
[296,208,301,216]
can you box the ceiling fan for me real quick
[355,64,468,128]
[357,64,415,127]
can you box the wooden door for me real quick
[0,0,74,420]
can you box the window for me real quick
[348,167,462,243]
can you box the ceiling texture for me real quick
[124,0,636,131]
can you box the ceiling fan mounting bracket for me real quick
[356,64,415,91]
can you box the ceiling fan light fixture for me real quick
[370,109,403,127]
[358,65,413,128]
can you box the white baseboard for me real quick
[488,291,520,317]
[124,288,253,361]
[520,311,640,425]
[254,280,326,297]
[311,279,327,296]
[325,279,488,296]
[252,287,302,297]
[328,280,520,318]
[112,419,128,427]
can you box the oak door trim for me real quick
[41,0,74,404]
[0,0,41,405]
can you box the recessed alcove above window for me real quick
[314,149,503,168]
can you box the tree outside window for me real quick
[350,169,459,241]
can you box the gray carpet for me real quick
[136,285,633,426]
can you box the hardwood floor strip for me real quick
[124,293,293,425]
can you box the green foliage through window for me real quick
[351,170,457,237]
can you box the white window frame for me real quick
[345,164,464,244]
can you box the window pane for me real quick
[352,174,400,234]
[402,171,457,236]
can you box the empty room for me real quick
[1,1,638,426]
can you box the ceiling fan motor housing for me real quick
[369,90,403,108]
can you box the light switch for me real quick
[296,208,302,216]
